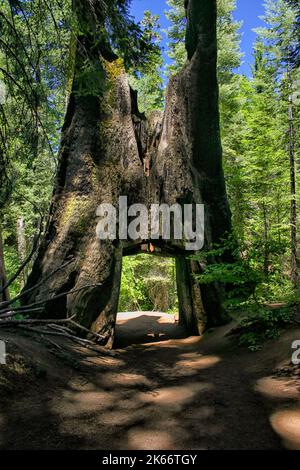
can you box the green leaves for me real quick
[192,234,261,307]
[165,0,187,74]
[74,60,106,97]
[235,305,296,351]
[118,254,177,313]
[127,10,164,114]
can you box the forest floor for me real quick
[0,311,299,450]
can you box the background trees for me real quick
[157,0,299,313]
[0,0,71,297]
[119,255,177,313]
[128,11,164,114]
[0,0,160,298]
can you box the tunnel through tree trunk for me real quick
[22,0,232,348]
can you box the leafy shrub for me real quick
[192,234,261,307]
[232,306,296,351]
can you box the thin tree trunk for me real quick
[288,67,298,286]
[16,217,27,288]
[262,202,269,276]
[0,224,9,302]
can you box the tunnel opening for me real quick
[114,252,189,348]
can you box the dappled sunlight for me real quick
[126,428,175,450]
[52,390,118,418]
[81,355,126,369]
[270,409,300,450]
[43,316,224,449]
[157,315,177,324]
[175,354,221,370]
[143,342,184,348]
[176,336,202,346]
[172,356,221,377]
[101,372,152,388]
[48,367,219,449]
[138,383,214,410]
[99,409,146,427]
[254,373,300,449]
[117,311,176,323]
[255,376,300,400]
[1,325,295,449]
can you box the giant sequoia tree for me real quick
[23,0,232,347]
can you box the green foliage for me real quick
[165,0,187,74]
[99,0,161,71]
[74,61,106,97]
[235,305,296,351]
[0,0,164,296]
[0,0,70,293]
[221,0,300,312]
[118,254,178,313]
[284,0,299,66]
[2,243,20,299]
[192,234,261,307]
[254,0,298,70]
[128,11,164,114]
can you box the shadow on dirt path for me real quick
[114,311,188,347]
[0,312,299,450]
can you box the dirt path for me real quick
[0,312,299,450]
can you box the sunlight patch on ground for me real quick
[255,377,300,400]
[115,311,187,347]
[101,372,152,388]
[271,409,300,450]
[145,336,201,350]
[175,354,220,370]
[126,428,175,450]
[176,336,201,345]
[52,390,117,418]
[100,409,145,427]
[117,311,176,324]
[138,382,213,410]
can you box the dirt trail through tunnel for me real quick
[0,312,299,450]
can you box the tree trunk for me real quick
[0,223,9,303]
[16,217,27,288]
[23,0,232,346]
[262,202,269,276]
[288,68,298,286]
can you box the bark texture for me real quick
[0,225,9,303]
[23,0,232,346]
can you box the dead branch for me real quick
[43,336,63,351]
[69,319,106,343]
[0,283,101,316]
[15,323,113,355]
[0,259,74,309]
[0,314,76,326]
[0,307,45,319]
[0,313,106,343]
[0,219,42,297]
[48,323,75,335]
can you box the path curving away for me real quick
[0,312,299,450]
